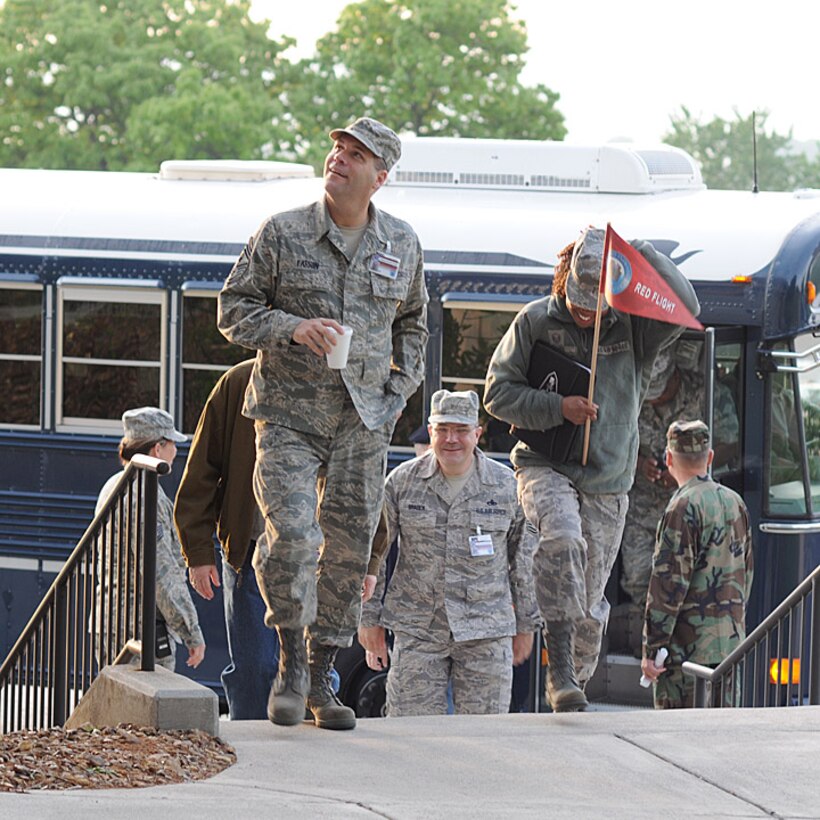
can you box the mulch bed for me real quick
[0,724,236,792]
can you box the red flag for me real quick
[603,225,702,330]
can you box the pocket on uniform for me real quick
[370,271,410,301]
[470,509,512,536]
[279,264,327,291]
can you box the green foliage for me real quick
[0,0,565,172]
[663,107,820,192]
[0,0,295,171]
[289,0,566,169]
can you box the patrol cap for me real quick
[122,407,186,444]
[428,389,480,426]
[566,226,605,312]
[329,117,402,171]
[666,419,710,454]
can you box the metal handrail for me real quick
[763,341,820,374]
[0,455,169,733]
[683,563,820,707]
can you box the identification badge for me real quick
[369,251,401,279]
[469,532,494,557]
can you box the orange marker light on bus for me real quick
[731,275,753,284]
[808,281,817,304]
[769,658,801,685]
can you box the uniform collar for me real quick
[313,197,391,247]
[418,448,500,487]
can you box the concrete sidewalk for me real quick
[1,706,817,819]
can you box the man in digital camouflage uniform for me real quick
[484,227,700,712]
[621,342,739,616]
[218,117,428,731]
[641,420,753,709]
[358,389,542,716]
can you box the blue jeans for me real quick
[221,544,279,720]
[221,544,339,719]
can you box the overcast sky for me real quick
[250,0,819,146]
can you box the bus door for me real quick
[755,332,820,620]
[700,326,746,496]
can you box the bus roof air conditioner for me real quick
[387,137,703,194]
[158,159,315,182]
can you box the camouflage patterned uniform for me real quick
[643,423,753,709]
[95,472,204,670]
[484,237,700,686]
[360,448,541,715]
[218,198,428,646]
[621,367,739,609]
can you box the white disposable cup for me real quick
[326,325,353,369]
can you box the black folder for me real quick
[510,340,591,463]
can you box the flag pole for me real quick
[581,224,612,466]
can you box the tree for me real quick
[0,0,296,171]
[663,107,820,191]
[289,0,566,169]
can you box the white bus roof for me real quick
[2,140,820,282]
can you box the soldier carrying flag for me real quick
[484,225,700,712]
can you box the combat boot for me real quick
[306,642,356,730]
[267,627,310,726]
[544,621,588,713]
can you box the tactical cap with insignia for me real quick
[566,226,605,311]
[667,419,710,454]
[122,407,186,444]
[329,117,402,171]
[428,389,480,426]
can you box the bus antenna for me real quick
[752,111,759,194]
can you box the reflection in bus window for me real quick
[766,335,820,516]
[796,334,820,490]
[0,285,41,426]
[58,287,164,428]
[771,368,798,481]
[442,307,520,453]
[713,341,743,483]
[181,293,248,432]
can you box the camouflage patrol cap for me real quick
[329,117,401,170]
[428,389,480,426]
[667,419,710,454]
[122,407,186,444]
[566,227,605,311]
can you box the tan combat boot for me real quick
[306,642,356,730]
[544,622,588,713]
[267,627,310,726]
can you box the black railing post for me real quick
[811,579,820,705]
[528,630,543,713]
[53,584,68,725]
[141,470,158,673]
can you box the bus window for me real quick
[57,283,165,432]
[0,284,41,427]
[766,334,820,516]
[181,291,248,433]
[713,340,743,483]
[442,305,521,453]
